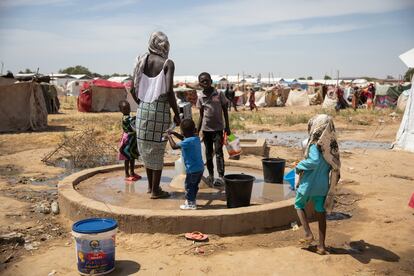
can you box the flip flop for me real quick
[185,231,208,242]
[125,176,136,182]
[132,173,142,180]
[150,190,170,199]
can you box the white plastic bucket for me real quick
[72,218,118,275]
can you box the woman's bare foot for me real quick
[299,234,315,245]
[316,245,328,255]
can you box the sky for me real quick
[0,0,413,79]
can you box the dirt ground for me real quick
[0,102,413,275]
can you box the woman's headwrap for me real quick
[132,31,170,101]
[304,114,341,210]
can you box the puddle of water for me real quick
[239,131,391,150]
[77,167,295,210]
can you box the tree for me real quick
[59,65,93,75]
[307,76,313,80]
[18,68,34,74]
[404,68,414,82]
[298,77,305,80]
[386,75,394,80]
[324,75,332,80]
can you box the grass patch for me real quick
[284,114,311,126]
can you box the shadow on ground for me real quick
[109,260,140,275]
[303,240,400,264]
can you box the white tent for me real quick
[394,48,414,152]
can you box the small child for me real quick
[118,100,141,181]
[295,114,341,255]
[167,119,204,210]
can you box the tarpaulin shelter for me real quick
[0,82,48,132]
[375,84,410,108]
[285,89,310,107]
[40,83,60,114]
[394,48,414,152]
[174,86,198,106]
[77,79,127,112]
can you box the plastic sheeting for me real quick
[394,77,414,152]
[78,79,127,112]
[0,82,48,132]
[285,89,310,107]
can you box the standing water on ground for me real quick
[239,131,391,150]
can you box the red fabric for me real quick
[124,80,132,88]
[77,79,126,112]
[90,79,126,88]
[77,83,92,112]
[409,192,414,209]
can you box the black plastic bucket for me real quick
[224,174,255,208]
[262,158,286,183]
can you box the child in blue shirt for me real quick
[295,114,341,255]
[167,119,204,210]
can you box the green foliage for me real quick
[59,65,93,75]
[284,114,310,126]
[324,75,332,80]
[18,68,34,74]
[404,68,414,82]
[307,76,313,80]
[298,77,305,80]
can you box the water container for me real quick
[262,158,286,183]
[224,174,255,208]
[283,169,296,190]
[72,218,118,275]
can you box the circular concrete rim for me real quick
[58,161,296,234]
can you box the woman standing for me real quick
[131,31,181,199]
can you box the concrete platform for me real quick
[240,138,268,157]
[58,162,299,235]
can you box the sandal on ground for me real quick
[132,173,142,180]
[150,190,170,199]
[125,176,137,182]
[184,231,208,241]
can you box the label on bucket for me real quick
[75,235,115,275]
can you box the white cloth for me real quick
[137,59,168,103]
[132,31,170,103]
[394,76,414,152]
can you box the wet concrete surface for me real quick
[77,166,295,210]
[239,131,391,150]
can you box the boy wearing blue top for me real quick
[167,119,204,210]
[295,114,341,255]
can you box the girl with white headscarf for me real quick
[131,31,181,199]
[294,114,341,255]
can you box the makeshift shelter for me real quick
[395,77,414,152]
[0,76,16,86]
[285,89,309,107]
[77,79,127,112]
[0,82,48,132]
[394,48,414,152]
[174,86,198,105]
[245,90,271,107]
[375,84,410,108]
[322,89,338,109]
[40,83,60,114]
[397,89,410,112]
[66,80,90,96]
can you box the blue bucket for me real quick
[284,169,296,190]
[72,218,118,276]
